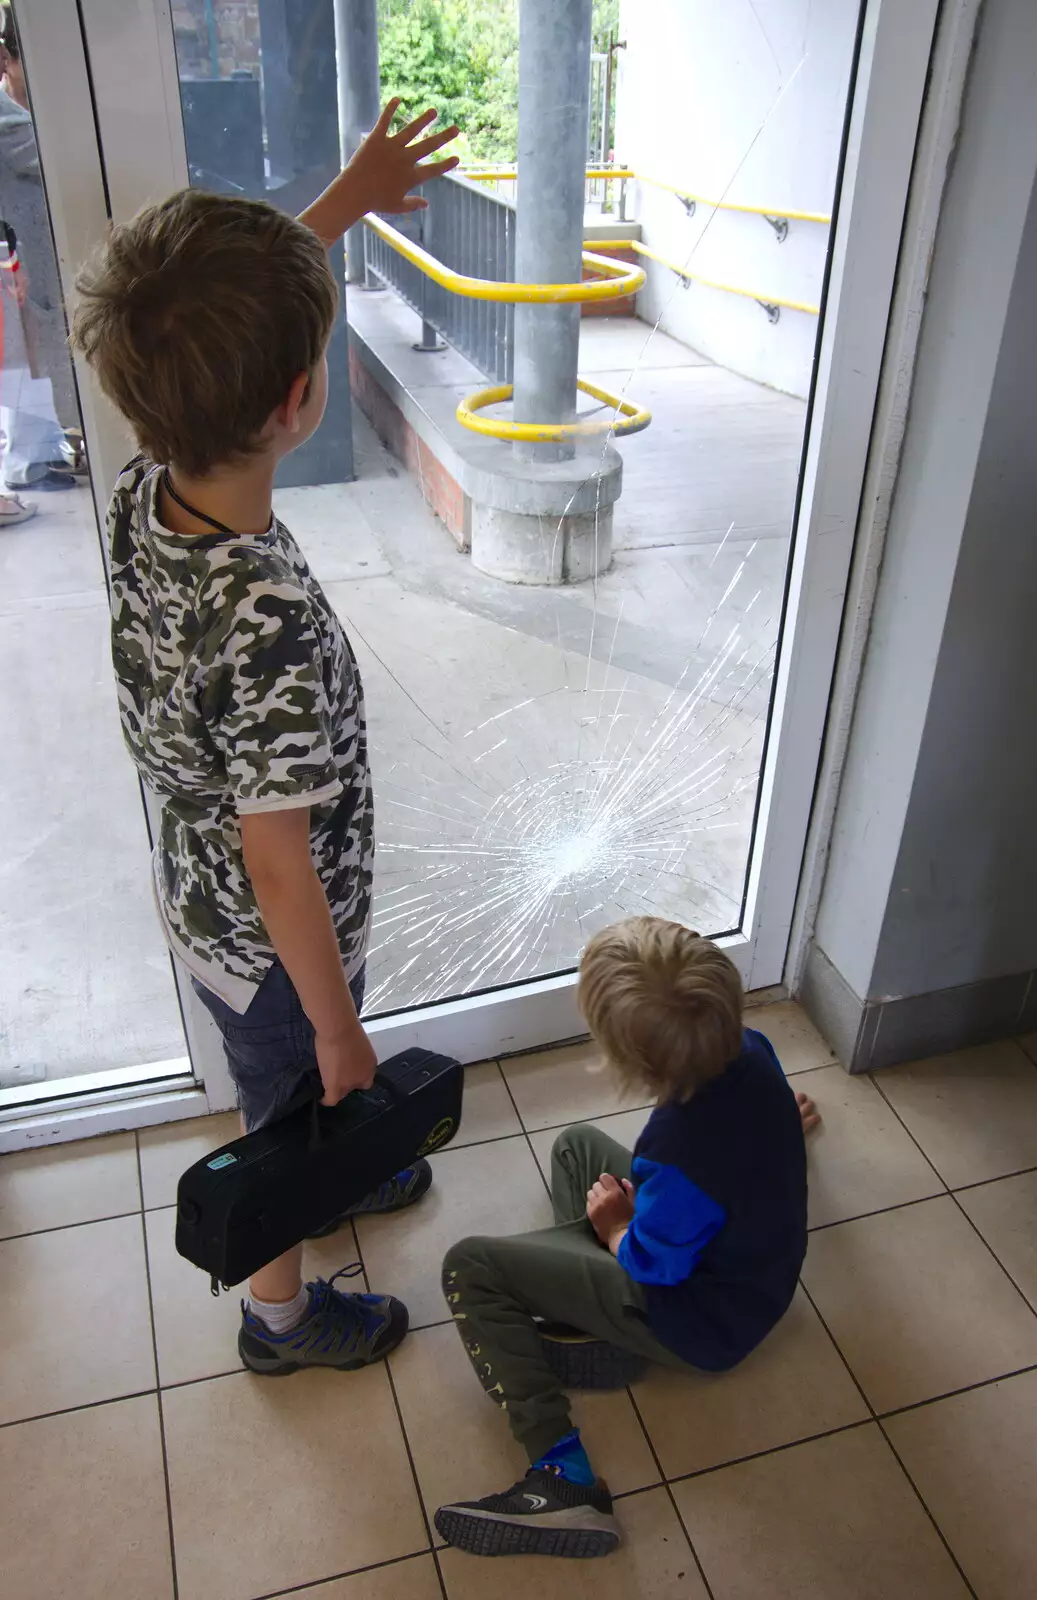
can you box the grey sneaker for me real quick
[435,1467,620,1558]
[238,1264,408,1376]
[306,1158,433,1238]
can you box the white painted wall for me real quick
[810,0,1037,1002]
[614,0,859,398]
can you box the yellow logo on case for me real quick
[417,1117,455,1155]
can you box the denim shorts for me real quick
[192,960,366,1132]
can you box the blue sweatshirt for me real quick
[616,1028,807,1370]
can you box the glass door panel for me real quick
[0,1,192,1125]
[78,0,939,1071]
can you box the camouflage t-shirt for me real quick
[106,456,374,1013]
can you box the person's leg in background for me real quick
[0,360,67,489]
[33,299,77,435]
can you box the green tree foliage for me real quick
[378,0,617,165]
[378,0,518,163]
[592,0,620,54]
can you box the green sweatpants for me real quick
[441,1122,690,1463]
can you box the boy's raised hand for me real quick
[586,1171,636,1254]
[348,97,460,216]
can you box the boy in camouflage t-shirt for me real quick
[72,100,457,1375]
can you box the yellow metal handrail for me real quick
[458,377,651,442]
[363,213,645,303]
[363,214,646,444]
[363,213,651,441]
[462,164,833,226]
[593,238,819,317]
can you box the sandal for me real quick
[60,428,88,475]
[0,492,36,526]
[5,467,76,492]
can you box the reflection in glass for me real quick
[0,3,185,1091]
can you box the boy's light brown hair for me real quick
[72,189,337,478]
[578,917,743,1102]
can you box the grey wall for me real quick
[872,177,1037,998]
[801,0,1037,1068]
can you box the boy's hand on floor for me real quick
[315,1023,378,1106]
[796,1090,821,1133]
[587,1172,636,1253]
[348,98,460,216]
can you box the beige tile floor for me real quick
[3,1004,1037,1598]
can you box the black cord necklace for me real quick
[162,467,238,537]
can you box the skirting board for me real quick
[799,941,1037,1072]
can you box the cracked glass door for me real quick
[77,0,936,1071]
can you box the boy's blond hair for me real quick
[578,917,743,1102]
[72,189,337,478]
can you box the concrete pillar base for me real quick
[471,504,614,585]
[467,443,622,586]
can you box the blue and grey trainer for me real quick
[435,1468,620,1559]
[307,1158,433,1238]
[238,1264,408,1376]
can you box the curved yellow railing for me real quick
[462,165,832,226]
[364,213,651,441]
[457,377,652,442]
[594,238,819,317]
[363,213,645,303]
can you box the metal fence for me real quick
[363,172,516,383]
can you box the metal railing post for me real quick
[333,0,380,286]
[412,204,444,351]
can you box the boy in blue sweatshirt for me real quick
[436,915,818,1559]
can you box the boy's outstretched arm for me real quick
[300,97,459,248]
[240,807,376,1106]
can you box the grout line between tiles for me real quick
[515,1099,656,1139]
[495,1058,555,1202]
[866,1073,1037,1311]
[798,1278,979,1599]
[382,1357,449,1600]
[135,1132,181,1600]
[947,1188,1037,1317]
[950,1160,1037,1195]
[0,1206,142,1243]
[807,1190,947,1234]
[254,1547,436,1600]
[877,1360,1037,1423]
[0,1385,158,1432]
[865,1073,951,1192]
[1016,1031,1037,1067]
[782,1057,840,1076]
[659,1417,873,1489]
[876,1420,979,1598]
[1007,1035,1037,1073]
[160,1366,243,1394]
[433,1124,548,1159]
[624,1386,716,1600]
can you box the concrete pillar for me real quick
[512,0,593,463]
[334,0,381,284]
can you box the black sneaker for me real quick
[237,1264,408,1375]
[539,1322,649,1389]
[306,1159,433,1238]
[435,1468,620,1558]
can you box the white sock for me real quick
[248,1284,311,1334]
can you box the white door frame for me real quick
[0,0,228,1149]
[5,0,951,1144]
